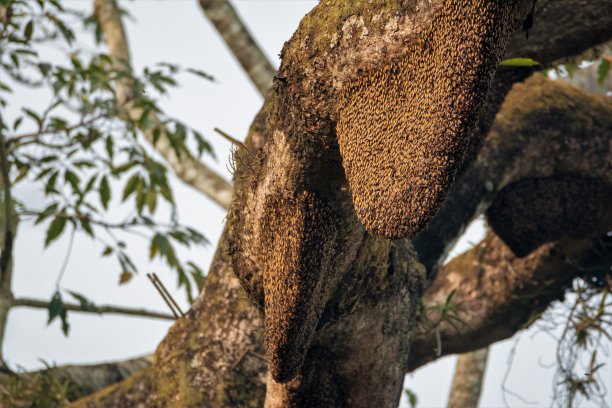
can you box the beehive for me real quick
[337,0,521,238]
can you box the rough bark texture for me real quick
[447,348,489,408]
[408,231,610,372]
[198,0,275,97]
[0,356,152,403]
[76,1,612,407]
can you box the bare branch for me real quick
[12,297,174,320]
[448,348,490,408]
[94,0,232,210]
[198,0,275,97]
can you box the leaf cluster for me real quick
[1,0,214,334]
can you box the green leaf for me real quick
[145,188,157,213]
[105,137,114,162]
[22,108,43,128]
[186,68,214,81]
[45,216,67,247]
[14,166,29,184]
[12,117,23,132]
[47,291,70,336]
[47,292,63,324]
[135,181,146,213]
[38,63,52,77]
[24,20,34,41]
[152,127,162,146]
[499,58,540,67]
[122,174,140,201]
[99,176,111,210]
[80,220,94,238]
[67,290,99,313]
[45,171,59,194]
[597,59,611,86]
[404,388,418,408]
[64,170,80,192]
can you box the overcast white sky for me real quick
[4,1,610,407]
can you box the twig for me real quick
[229,347,249,371]
[147,273,180,318]
[12,297,174,320]
[7,114,106,146]
[55,227,75,288]
[213,127,248,151]
[152,272,184,317]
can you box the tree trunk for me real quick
[75,1,612,407]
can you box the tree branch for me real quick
[12,297,174,320]
[0,133,16,367]
[447,348,490,408]
[198,0,275,97]
[0,355,152,404]
[93,0,232,210]
[408,231,610,372]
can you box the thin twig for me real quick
[55,227,75,288]
[152,272,184,317]
[7,114,106,146]
[147,273,180,319]
[229,347,250,371]
[213,127,248,151]
[12,297,174,320]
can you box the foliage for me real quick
[499,57,540,67]
[0,0,214,334]
[0,362,75,407]
[551,280,611,408]
[415,290,467,358]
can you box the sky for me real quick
[4,1,611,407]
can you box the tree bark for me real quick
[198,0,275,97]
[447,348,490,408]
[76,1,612,407]
[408,231,611,372]
[0,355,152,403]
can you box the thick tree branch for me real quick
[94,0,232,209]
[0,355,152,404]
[0,133,16,367]
[408,231,609,372]
[198,0,275,97]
